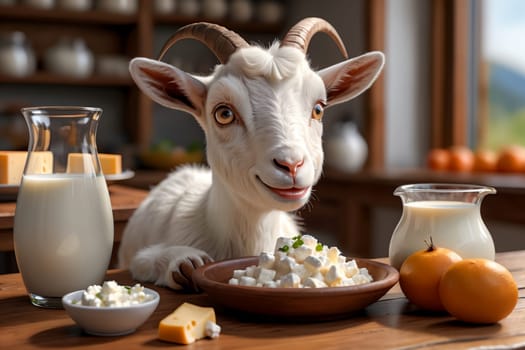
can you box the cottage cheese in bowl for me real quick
[62,281,159,336]
[228,234,374,288]
[78,280,154,307]
[193,234,399,318]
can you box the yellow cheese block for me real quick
[0,151,26,185]
[0,151,53,184]
[67,153,122,175]
[99,153,122,175]
[27,151,54,175]
[158,302,216,344]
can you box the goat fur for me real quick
[119,27,384,290]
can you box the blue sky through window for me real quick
[483,0,525,75]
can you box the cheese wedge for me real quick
[158,303,216,344]
[0,151,27,185]
[98,153,122,175]
[67,153,122,175]
[0,151,53,184]
[26,151,53,175]
[66,153,95,174]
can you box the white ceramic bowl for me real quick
[62,288,160,336]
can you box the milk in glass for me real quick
[389,184,496,270]
[14,174,113,298]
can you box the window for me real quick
[432,0,525,152]
[477,0,525,151]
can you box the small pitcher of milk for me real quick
[388,183,496,270]
[14,106,114,308]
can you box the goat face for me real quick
[200,45,327,211]
[129,18,384,212]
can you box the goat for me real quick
[118,17,385,290]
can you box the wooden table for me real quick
[2,251,525,349]
[0,184,148,272]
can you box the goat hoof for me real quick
[172,257,212,292]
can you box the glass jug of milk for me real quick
[14,106,114,308]
[388,183,496,270]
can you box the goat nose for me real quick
[273,158,304,178]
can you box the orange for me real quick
[497,146,525,173]
[448,146,474,172]
[427,148,450,171]
[473,150,498,172]
[399,240,462,311]
[439,259,518,324]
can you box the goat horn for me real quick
[280,17,348,59]
[158,22,250,64]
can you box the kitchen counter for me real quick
[299,168,525,257]
[2,251,525,349]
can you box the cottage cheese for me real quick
[204,320,221,339]
[228,235,373,288]
[76,280,154,307]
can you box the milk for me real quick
[14,174,114,297]
[389,200,495,269]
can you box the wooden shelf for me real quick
[0,0,288,150]
[0,5,138,26]
[154,14,284,34]
[0,72,133,87]
[0,5,284,33]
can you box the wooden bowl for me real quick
[193,257,399,319]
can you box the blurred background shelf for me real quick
[0,73,134,86]
[154,14,284,33]
[0,4,139,25]
[0,0,288,162]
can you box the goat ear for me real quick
[318,51,385,107]
[129,57,206,119]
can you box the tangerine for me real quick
[399,239,462,311]
[497,146,525,173]
[427,148,450,171]
[448,146,474,172]
[439,259,518,324]
[473,150,498,172]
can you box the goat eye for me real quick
[214,105,235,125]
[311,102,325,121]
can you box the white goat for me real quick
[119,17,384,290]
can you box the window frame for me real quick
[430,0,474,149]
[365,0,386,170]
[336,1,476,168]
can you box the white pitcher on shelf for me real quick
[324,119,368,173]
[44,37,94,78]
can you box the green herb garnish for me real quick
[278,245,289,252]
[96,292,102,300]
[316,243,323,252]
[292,238,304,249]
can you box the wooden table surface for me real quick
[2,251,525,350]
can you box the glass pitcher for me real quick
[14,106,114,308]
[388,183,496,270]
